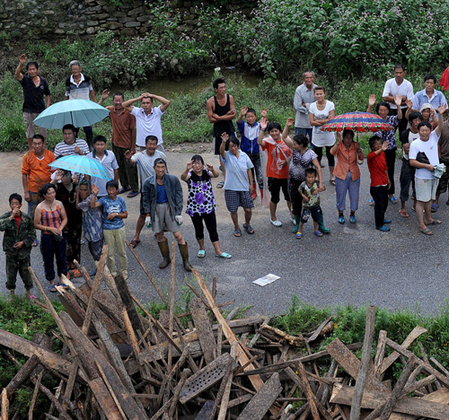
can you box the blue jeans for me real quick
[335,172,360,212]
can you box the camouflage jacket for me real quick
[0,211,36,257]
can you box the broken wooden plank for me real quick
[260,324,304,346]
[5,354,40,398]
[374,330,387,379]
[190,298,216,364]
[236,372,282,420]
[350,305,376,420]
[380,326,427,374]
[307,316,333,343]
[331,385,449,420]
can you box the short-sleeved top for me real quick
[65,74,93,100]
[98,196,126,230]
[186,170,215,216]
[299,181,320,209]
[223,151,254,191]
[131,106,164,147]
[412,89,447,121]
[374,115,399,150]
[289,148,318,182]
[19,75,51,113]
[409,131,440,180]
[54,139,90,159]
[106,106,136,149]
[382,78,414,109]
[21,150,55,193]
[262,138,292,179]
[86,150,119,197]
[131,150,167,188]
[400,128,420,160]
[367,151,388,187]
[77,195,103,242]
[332,142,361,181]
[309,101,336,147]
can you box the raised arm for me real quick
[15,54,26,82]
[282,117,295,148]
[98,89,109,106]
[367,94,376,113]
[219,133,229,160]
[257,117,268,147]
[435,104,448,137]
[180,161,193,182]
[122,94,145,111]
[395,95,403,120]
[149,93,171,112]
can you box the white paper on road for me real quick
[253,273,280,287]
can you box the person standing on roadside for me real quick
[99,90,139,197]
[21,134,55,246]
[412,75,448,122]
[409,105,447,235]
[65,60,96,150]
[206,78,236,188]
[122,92,170,153]
[382,64,414,137]
[54,124,90,159]
[15,54,51,149]
[293,71,317,142]
[125,135,167,248]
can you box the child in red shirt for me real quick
[367,136,392,232]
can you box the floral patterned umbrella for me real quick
[320,111,393,133]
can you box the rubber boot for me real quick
[178,242,192,272]
[318,214,331,234]
[251,183,257,200]
[157,238,171,269]
[292,214,301,233]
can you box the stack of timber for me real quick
[1,245,449,419]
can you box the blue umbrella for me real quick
[50,155,112,180]
[33,99,110,129]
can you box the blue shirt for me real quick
[412,89,448,121]
[237,120,261,154]
[157,184,168,203]
[98,196,126,230]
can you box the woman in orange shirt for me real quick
[330,129,365,224]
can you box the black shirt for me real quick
[20,75,51,113]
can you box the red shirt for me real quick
[262,138,292,179]
[367,151,388,187]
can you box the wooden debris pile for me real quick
[1,245,449,419]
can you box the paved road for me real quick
[1,149,447,315]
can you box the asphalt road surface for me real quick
[1,148,448,316]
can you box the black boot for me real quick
[178,242,192,272]
[157,238,171,269]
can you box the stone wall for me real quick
[0,0,255,39]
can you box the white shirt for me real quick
[382,78,414,110]
[310,101,336,147]
[409,131,440,179]
[131,106,164,147]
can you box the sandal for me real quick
[426,219,442,225]
[399,209,409,218]
[243,223,255,234]
[57,282,68,290]
[217,181,224,189]
[215,252,232,259]
[48,284,57,293]
[329,179,336,186]
[314,230,323,237]
[197,250,206,258]
[419,227,433,235]
[295,231,302,239]
[129,239,141,248]
[234,228,242,237]
[431,203,439,212]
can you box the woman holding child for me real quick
[282,118,329,234]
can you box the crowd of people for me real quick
[1,57,449,300]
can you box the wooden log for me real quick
[1,389,8,420]
[115,273,144,335]
[236,372,282,420]
[168,368,191,419]
[350,305,376,420]
[364,355,418,420]
[431,357,449,377]
[28,370,43,420]
[192,268,279,416]
[60,312,149,420]
[286,365,319,420]
[380,326,427,374]
[374,330,387,379]
[326,338,387,391]
[81,245,109,334]
[190,298,216,364]
[5,354,40,398]
[168,242,176,372]
[331,385,449,420]
[217,341,239,420]
[260,324,304,346]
